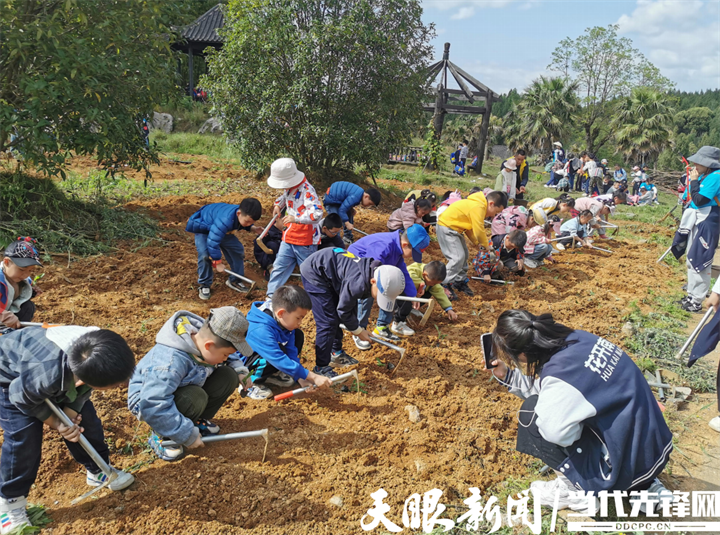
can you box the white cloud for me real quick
[451,6,476,19]
[616,0,720,90]
[447,60,546,95]
[423,0,529,15]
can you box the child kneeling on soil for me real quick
[128,307,253,462]
[186,198,263,300]
[387,198,432,231]
[393,261,458,328]
[0,237,43,332]
[323,181,381,243]
[236,285,334,400]
[555,210,593,250]
[300,248,405,371]
[0,326,136,533]
[472,229,527,281]
[523,223,555,268]
[318,213,346,251]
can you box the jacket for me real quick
[524,226,551,255]
[185,203,252,261]
[502,158,528,188]
[274,178,323,246]
[491,233,523,262]
[0,326,98,421]
[573,197,603,216]
[323,182,364,224]
[671,205,720,272]
[245,302,307,381]
[491,206,527,237]
[531,198,563,217]
[388,201,423,231]
[300,248,382,334]
[499,331,673,492]
[253,226,283,270]
[347,231,417,298]
[438,191,489,247]
[0,266,33,325]
[407,263,452,311]
[128,311,216,447]
[560,217,589,238]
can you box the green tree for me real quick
[610,87,676,166]
[675,107,715,135]
[0,0,184,177]
[203,0,434,174]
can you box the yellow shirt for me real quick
[437,191,489,247]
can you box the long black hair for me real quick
[492,310,576,378]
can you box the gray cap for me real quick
[688,146,720,170]
[208,307,253,356]
[373,265,405,312]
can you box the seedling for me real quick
[434,324,447,340]
[375,357,386,367]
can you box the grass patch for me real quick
[151,131,240,162]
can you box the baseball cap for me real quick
[405,224,430,262]
[373,265,405,312]
[208,307,253,356]
[4,237,42,268]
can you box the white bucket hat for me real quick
[553,141,563,147]
[267,158,306,189]
[504,158,517,171]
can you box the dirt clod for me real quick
[405,404,421,423]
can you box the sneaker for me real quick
[86,467,135,491]
[681,298,702,313]
[246,384,273,400]
[148,433,184,462]
[313,365,339,379]
[442,284,457,301]
[199,287,211,300]
[264,371,295,387]
[353,335,372,351]
[226,279,249,293]
[710,416,720,433]
[530,477,598,515]
[523,258,539,269]
[196,418,220,436]
[630,478,675,515]
[330,351,359,368]
[677,295,691,306]
[391,321,415,337]
[373,326,401,342]
[556,243,566,251]
[0,496,30,535]
[453,280,474,297]
[598,235,611,239]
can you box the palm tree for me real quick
[611,87,676,166]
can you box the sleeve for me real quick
[248,330,308,381]
[8,373,55,421]
[520,165,529,187]
[398,263,417,298]
[495,368,540,399]
[428,283,452,310]
[274,193,287,210]
[65,389,93,414]
[295,185,324,225]
[470,209,489,247]
[339,187,363,223]
[337,280,362,334]
[206,217,233,261]
[534,376,597,447]
[401,202,417,229]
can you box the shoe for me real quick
[681,298,702,313]
[599,235,611,239]
[682,283,688,291]
[264,371,295,387]
[709,416,720,432]
[530,477,598,515]
[148,433,184,462]
[199,287,211,300]
[246,384,273,400]
[313,365,339,379]
[630,478,674,515]
[677,295,691,306]
[195,418,220,436]
[353,335,372,351]
[86,467,135,491]
[391,321,415,337]
[330,351,359,368]
[373,326,401,342]
[453,280,474,297]
[226,279,249,293]
[442,284,457,301]
[556,243,566,251]
[262,269,271,281]
[0,496,30,535]
[523,258,539,269]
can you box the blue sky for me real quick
[421,0,720,94]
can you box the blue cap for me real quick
[405,224,430,263]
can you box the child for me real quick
[530,195,574,220]
[186,198,263,300]
[300,248,405,371]
[347,225,429,346]
[555,175,570,192]
[266,158,324,298]
[523,222,554,268]
[239,285,334,400]
[253,217,283,281]
[318,213,346,251]
[437,190,507,299]
[323,181,381,242]
[387,198,432,231]
[436,190,462,217]
[495,158,517,200]
[128,307,252,461]
[491,205,528,237]
[556,210,593,249]
[393,261,458,335]
[0,326,137,532]
[472,229,527,280]
[1,237,42,330]
[637,187,653,205]
[574,196,614,238]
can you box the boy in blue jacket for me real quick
[238,285,333,400]
[323,181,381,242]
[186,198,263,300]
[0,326,136,533]
[300,248,406,372]
[128,307,253,461]
[347,225,429,347]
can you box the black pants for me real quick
[16,301,35,322]
[173,366,239,423]
[244,331,305,382]
[395,289,432,323]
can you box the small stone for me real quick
[114,506,124,513]
[405,404,421,423]
[328,495,343,508]
[415,460,426,473]
[387,363,395,371]
[196,472,201,478]
[208,508,217,517]
[621,322,635,338]
[341,385,350,393]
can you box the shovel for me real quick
[396,295,435,327]
[274,370,360,402]
[255,215,279,255]
[161,429,270,463]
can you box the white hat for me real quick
[373,265,405,312]
[267,158,305,189]
[632,166,640,171]
[504,158,517,171]
[553,142,563,147]
[601,159,608,164]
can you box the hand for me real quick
[689,167,699,181]
[418,282,426,295]
[707,292,720,312]
[187,435,204,450]
[3,313,20,329]
[517,259,524,270]
[215,262,226,273]
[298,377,317,390]
[447,309,458,321]
[356,329,372,343]
[486,358,508,381]
[412,301,421,310]
[252,225,263,235]
[519,186,526,193]
[272,205,281,217]
[282,215,296,225]
[484,275,491,283]
[345,222,354,231]
[32,286,43,295]
[56,413,84,442]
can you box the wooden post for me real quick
[475,91,494,175]
[187,47,194,96]
[432,83,446,140]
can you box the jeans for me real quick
[195,233,245,288]
[358,297,393,329]
[242,331,305,380]
[325,203,354,242]
[266,242,317,297]
[545,172,557,186]
[0,388,110,499]
[568,172,575,190]
[173,366,239,424]
[525,243,554,261]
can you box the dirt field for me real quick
[15,157,699,534]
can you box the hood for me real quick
[155,310,204,356]
[45,326,100,354]
[468,191,488,209]
[247,301,283,333]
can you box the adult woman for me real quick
[486,310,673,513]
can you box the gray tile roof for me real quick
[181,4,223,45]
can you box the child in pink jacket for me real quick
[387,199,432,231]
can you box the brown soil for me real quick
[13,157,689,534]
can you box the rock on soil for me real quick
[198,118,223,135]
[150,111,173,133]
[405,404,421,423]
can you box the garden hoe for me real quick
[161,429,270,463]
[597,221,619,236]
[45,399,123,504]
[256,215,279,255]
[222,267,257,295]
[274,369,360,403]
[674,307,714,361]
[657,245,673,264]
[396,295,435,327]
[471,277,514,285]
[369,335,407,376]
[353,228,369,237]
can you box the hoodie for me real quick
[128,311,215,447]
[387,201,424,231]
[438,191,490,247]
